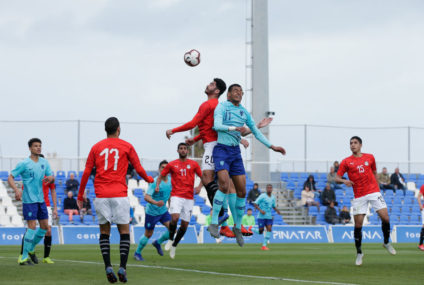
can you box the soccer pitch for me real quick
[0,243,422,284]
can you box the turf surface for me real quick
[0,243,422,284]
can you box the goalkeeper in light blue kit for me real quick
[8,138,54,265]
[134,160,172,261]
[253,184,281,250]
[207,84,286,246]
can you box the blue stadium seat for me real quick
[401,205,411,214]
[399,215,410,225]
[384,190,394,197]
[133,188,144,198]
[280,172,289,181]
[56,170,66,179]
[308,206,319,216]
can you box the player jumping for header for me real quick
[208,84,286,246]
[77,117,154,283]
[335,136,396,266]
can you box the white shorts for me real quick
[421,210,424,225]
[202,141,217,171]
[352,192,387,215]
[93,197,130,225]
[169,196,194,222]
[47,207,53,226]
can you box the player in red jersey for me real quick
[335,136,396,266]
[77,117,154,283]
[155,142,202,259]
[417,185,424,251]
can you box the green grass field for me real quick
[0,243,422,284]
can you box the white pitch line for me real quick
[0,256,357,285]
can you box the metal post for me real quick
[251,0,271,183]
[304,124,307,172]
[408,126,411,175]
[77,120,81,173]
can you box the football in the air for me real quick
[184,49,201,67]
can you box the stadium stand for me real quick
[0,170,421,229]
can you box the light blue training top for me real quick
[254,193,276,220]
[145,176,172,216]
[11,157,53,204]
[213,101,272,148]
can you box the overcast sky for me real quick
[1,0,424,171]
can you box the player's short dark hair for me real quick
[105,117,120,135]
[159,160,168,169]
[28,138,41,147]
[228,84,242,93]
[214,78,227,96]
[266,184,273,188]
[254,183,259,187]
[247,208,253,212]
[38,154,45,158]
[350,136,362,144]
[177,142,188,149]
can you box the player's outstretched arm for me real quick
[273,207,281,215]
[241,117,273,137]
[270,145,286,155]
[167,104,210,139]
[155,175,163,192]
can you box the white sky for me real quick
[1,0,424,171]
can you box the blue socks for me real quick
[235,197,246,230]
[227,193,237,225]
[157,230,169,244]
[263,231,271,246]
[29,228,47,253]
[22,229,36,260]
[212,190,226,225]
[136,235,149,254]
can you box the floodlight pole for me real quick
[251,0,271,184]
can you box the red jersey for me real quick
[78,138,153,201]
[161,159,202,200]
[43,181,55,207]
[172,98,218,144]
[337,153,379,198]
[420,185,424,196]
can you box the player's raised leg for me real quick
[209,169,230,238]
[377,207,396,255]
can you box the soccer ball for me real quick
[184,49,201,67]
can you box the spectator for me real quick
[327,167,342,190]
[79,191,92,223]
[301,185,320,212]
[378,167,395,191]
[247,183,261,204]
[303,175,317,191]
[65,173,79,196]
[333,161,340,173]
[390,168,406,195]
[339,206,351,224]
[321,184,338,206]
[242,208,256,227]
[63,191,79,224]
[325,201,341,224]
